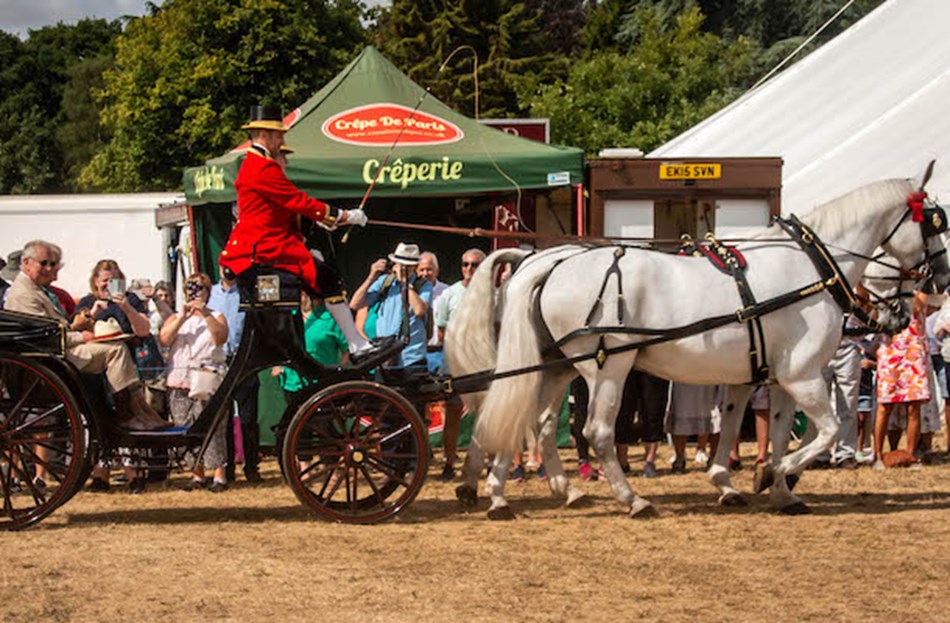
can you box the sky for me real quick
[0,0,389,36]
[0,0,147,35]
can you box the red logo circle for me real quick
[322,103,464,146]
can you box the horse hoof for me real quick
[455,484,478,509]
[719,491,748,507]
[753,463,775,494]
[565,489,587,508]
[487,505,516,521]
[629,499,659,519]
[780,501,812,515]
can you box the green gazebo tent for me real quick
[184,45,583,204]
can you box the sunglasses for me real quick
[461,261,481,268]
[30,259,60,268]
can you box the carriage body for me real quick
[0,267,431,530]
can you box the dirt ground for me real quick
[2,444,950,623]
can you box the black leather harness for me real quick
[446,205,946,396]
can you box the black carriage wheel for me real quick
[283,381,428,524]
[0,354,86,530]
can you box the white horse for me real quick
[754,240,948,496]
[448,177,950,518]
[447,248,589,519]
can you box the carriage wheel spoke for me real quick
[11,437,74,457]
[299,457,342,484]
[347,397,364,441]
[0,377,40,433]
[356,400,392,441]
[318,463,346,501]
[15,443,66,485]
[364,455,410,488]
[357,464,387,507]
[5,403,65,436]
[8,452,45,506]
[327,401,353,440]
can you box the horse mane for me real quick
[800,178,913,240]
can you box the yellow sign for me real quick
[659,163,722,180]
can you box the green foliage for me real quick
[517,6,754,154]
[80,0,367,192]
[0,19,120,193]
[375,0,585,119]
[0,0,893,193]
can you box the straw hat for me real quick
[388,243,421,266]
[241,105,289,132]
[93,318,132,341]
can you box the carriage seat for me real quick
[234,264,303,308]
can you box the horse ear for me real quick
[919,159,936,192]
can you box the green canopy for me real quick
[183,46,584,204]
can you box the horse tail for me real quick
[475,260,549,455]
[444,248,529,378]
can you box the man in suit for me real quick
[219,105,386,361]
[4,240,168,430]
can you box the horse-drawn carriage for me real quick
[0,265,439,530]
[3,174,949,529]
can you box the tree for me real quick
[0,19,120,193]
[59,55,115,188]
[375,0,584,118]
[81,0,367,192]
[518,6,754,154]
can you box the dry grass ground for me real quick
[2,445,950,623]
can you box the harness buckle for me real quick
[442,377,454,395]
[736,306,755,323]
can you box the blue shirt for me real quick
[366,275,432,368]
[207,282,244,357]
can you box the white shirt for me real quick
[166,312,226,389]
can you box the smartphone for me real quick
[107,278,126,297]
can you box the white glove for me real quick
[316,220,338,232]
[343,208,368,227]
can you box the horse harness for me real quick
[446,195,947,395]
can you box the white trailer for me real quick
[0,193,182,299]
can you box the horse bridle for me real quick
[835,193,948,323]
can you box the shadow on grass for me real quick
[52,486,950,529]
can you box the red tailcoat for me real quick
[219,149,335,290]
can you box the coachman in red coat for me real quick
[219,105,376,356]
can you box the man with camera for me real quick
[350,243,433,371]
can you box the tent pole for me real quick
[574,184,585,236]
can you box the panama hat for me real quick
[92,318,133,342]
[388,243,421,266]
[0,250,21,281]
[241,105,289,132]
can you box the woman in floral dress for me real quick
[873,291,930,469]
